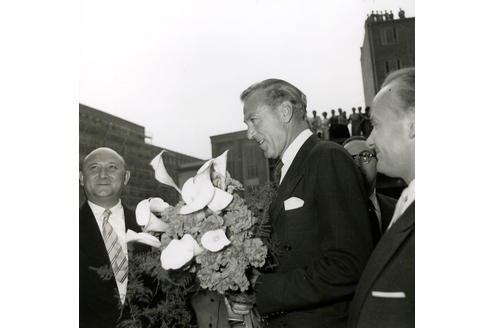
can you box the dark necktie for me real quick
[367,200,381,245]
[273,160,283,186]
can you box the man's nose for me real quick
[246,127,256,140]
[98,167,109,178]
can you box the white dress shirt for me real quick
[279,129,313,184]
[387,179,415,231]
[88,200,128,303]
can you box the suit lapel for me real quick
[269,135,319,224]
[80,202,113,268]
[353,202,415,315]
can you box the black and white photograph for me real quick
[79,0,414,327]
[7,0,495,327]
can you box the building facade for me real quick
[361,12,415,106]
[79,104,204,209]
[210,130,277,187]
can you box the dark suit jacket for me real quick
[255,135,376,328]
[79,201,148,328]
[347,202,415,328]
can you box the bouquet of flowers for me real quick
[127,150,268,327]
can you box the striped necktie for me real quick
[102,209,128,284]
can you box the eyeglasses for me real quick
[352,150,376,165]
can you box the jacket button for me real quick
[284,245,292,251]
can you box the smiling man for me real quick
[348,67,415,328]
[239,79,376,327]
[79,147,145,328]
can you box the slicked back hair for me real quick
[240,78,307,121]
[381,67,415,115]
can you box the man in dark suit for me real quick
[348,67,415,328]
[237,79,376,327]
[79,147,146,328]
[343,136,397,241]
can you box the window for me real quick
[397,59,402,69]
[385,61,390,74]
[380,27,398,45]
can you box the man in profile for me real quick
[239,78,375,327]
[348,67,415,328]
[79,147,145,328]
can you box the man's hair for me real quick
[342,135,366,147]
[240,78,307,120]
[381,67,415,114]
[81,147,128,170]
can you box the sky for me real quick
[80,0,415,160]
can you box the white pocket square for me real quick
[371,291,406,298]
[284,197,304,211]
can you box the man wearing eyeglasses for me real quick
[347,67,415,328]
[343,136,397,242]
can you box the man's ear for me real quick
[277,100,293,123]
[124,170,131,186]
[79,171,84,187]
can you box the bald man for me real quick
[79,147,146,328]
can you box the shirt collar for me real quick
[281,129,313,169]
[403,179,415,204]
[88,200,123,221]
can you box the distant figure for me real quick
[398,8,405,19]
[349,107,362,136]
[361,106,373,138]
[321,111,330,140]
[377,11,383,22]
[388,10,394,20]
[335,110,350,143]
[309,110,323,138]
[329,109,339,141]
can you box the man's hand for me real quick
[226,291,256,315]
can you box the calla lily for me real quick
[200,229,231,252]
[126,229,162,248]
[160,234,203,270]
[212,150,229,189]
[207,188,234,212]
[150,149,233,215]
[149,197,170,212]
[135,198,170,232]
[150,150,181,194]
[179,168,216,214]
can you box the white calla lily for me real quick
[160,234,203,270]
[135,198,170,232]
[126,229,162,248]
[149,197,170,212]
[149,149,233,214]
[150,150,181,194]
[182,234,204,256]
[207,188,233,213]
[200,229,231,252]
[212,150,229,178]
[179,168,215,214]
